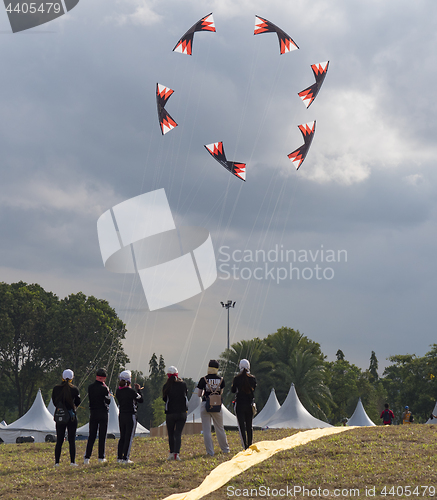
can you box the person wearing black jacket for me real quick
[231,359,257,450]
[51,369,81,466]
[84,368,111,464]
[162,366,188,461]
[115,370,143,464]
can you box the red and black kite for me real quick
[254,15,299,54]
[173,13,216,55]
[204,142,246,181]
[298,61,330,108]
[288,121,316,170]
[156,83,178,135]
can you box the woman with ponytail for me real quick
[231,359,256,450]
[162,366,188,461]
[51,369,81,466]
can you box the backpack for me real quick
[54,402,72,424]
[204,377,222,413]
[383,409,392,423]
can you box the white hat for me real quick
[239,359,250,372]
[119,370,132,382]
[62,369,74,380]
[167,366,178,375]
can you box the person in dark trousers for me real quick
[115,370,143,464]
[162,366,188,461]
[380,403,395,425]
[231,359,257,450]
[51,369,81,467]
[84,368,111,464]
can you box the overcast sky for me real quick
[1,0,436,382]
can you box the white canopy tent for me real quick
[0,420,7,428]
[253,388,281,427]
[76,394,149,437]
[47,399,55,416]
[425,401,437,424]
[346,398,376,426]
[262,383,332,429]
[0,389,56,443]
[187,393,201,415]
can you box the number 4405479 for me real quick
[381,486,436,496]
[5,3,62,14]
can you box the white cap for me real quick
[119,370,132,382]
[62,369,74,380]
[239,359,250,371]
[167,366,178,375]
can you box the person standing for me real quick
[163,366,188,461]
[402,406,413,425]
[380,403,395,425]
[196,360,230,457]
[115,370,143,464]
[84,368,111,464]
[52,369,81,467]
[231,359,257,450]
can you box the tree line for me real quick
[1,282,435,427]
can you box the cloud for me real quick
[109,0,162,26]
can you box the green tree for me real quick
[0,282,59,416]
[219,338,274,408]
[148,353,166,401]
[369,351,379,383]
[152,397,165,427]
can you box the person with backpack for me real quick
[231,359,257,450]
[51,369,81,467]
[380,403,395,425]
[84,368,111,464]
[115,370,143,464]
[196,360,230,456]
[402,406,413,424]
[162,366,188,461]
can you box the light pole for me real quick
[220,300,236,351]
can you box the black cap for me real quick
[208,360,219,369]
[96,368,107,377]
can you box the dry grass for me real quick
[0,426,436,499]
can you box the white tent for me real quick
[253,388,281,427]
[346,398,376,426]
[47,399,55,416]
[0,389,56,443]
[0,420,7,428]
[425,401,437,424]
[76,394,149,437]
[187,393,201,415]
[186,401,238,427]
[262,383,332,429]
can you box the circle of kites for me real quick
[156,13,330,182]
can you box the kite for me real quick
[254,15,299,54]
[298,62,330,108]
[173,13,216,55]
[204,142,246,181]
[287,121,316,170]
[156,83,178,135]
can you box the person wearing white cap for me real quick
[51,369,81,466]
[231,359,257,450]
[162,366,188,461]
[115,370,143,464]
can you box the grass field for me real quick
[0,426,436,499]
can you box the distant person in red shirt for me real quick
[380,403,395,425]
